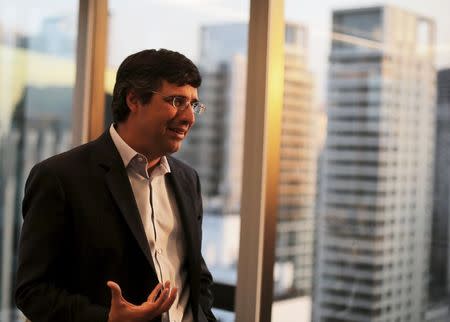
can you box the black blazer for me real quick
[15,131,216,322]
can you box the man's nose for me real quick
[177,104,196,125]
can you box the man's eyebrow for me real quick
[171,94,200,101]
[163,93,186,98]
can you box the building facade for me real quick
[430,68,450,301]
[314,6,436,322]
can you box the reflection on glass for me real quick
[0,1,78,320]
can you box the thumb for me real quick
[107,281,123,303]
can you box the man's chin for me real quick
[164,142,182,155]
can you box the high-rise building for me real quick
[177,22,318,297]
[430,68,450,301]
[277,24,316,297]
[177,23,248,209]
[314,6,436,322]
[177,62,230,200]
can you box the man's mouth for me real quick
[168,127,187,139]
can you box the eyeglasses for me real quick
[151,91,206,115]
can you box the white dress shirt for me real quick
[110,124,193,322]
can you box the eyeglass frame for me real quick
[151,90,206,115]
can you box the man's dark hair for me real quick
[111,49,202,123]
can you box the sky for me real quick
[285,0,450,104]
[106,0,450,104]
[1,0,449,103]
[109,0,450,68]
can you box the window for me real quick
[279,1,450,322]
[0,0,79,319]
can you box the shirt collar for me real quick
[109,124,171,176]
[110,124,137,168]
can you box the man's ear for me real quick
[125,90,140,113]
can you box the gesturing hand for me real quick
[107,280,177,322]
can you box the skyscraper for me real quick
[277,24,316,297]
[430,68,450,301]
[177,23,248,209]
[177,22,318,297]
[314,6,436,322]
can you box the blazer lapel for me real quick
[94,132,155,272]
[166,158,202,318]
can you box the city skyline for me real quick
[1,1,450,322]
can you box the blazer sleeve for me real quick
[195,172,217,322]
[199,255,216,321]
[14,162,109,322]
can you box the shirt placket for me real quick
[149,177,165,284]
[150,175,173,322]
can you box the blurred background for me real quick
[0,0,449,321]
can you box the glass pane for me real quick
[0,1,78,321]
[276,0,450,321]
[106,1,250,320]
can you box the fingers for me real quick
[107,281,124,304]
[153,283,177,307]
[159,286,177,312]
[107,281,177,321]
[164,281,171,289]
[152,285,170,307]
[147,283,163,302]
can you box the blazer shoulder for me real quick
[37,141,93,169]
[167,156,198,177]
[30,133,108,177]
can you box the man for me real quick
[15,49,216,322]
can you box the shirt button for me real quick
[157,248,162,254]
[137,156,144,162]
